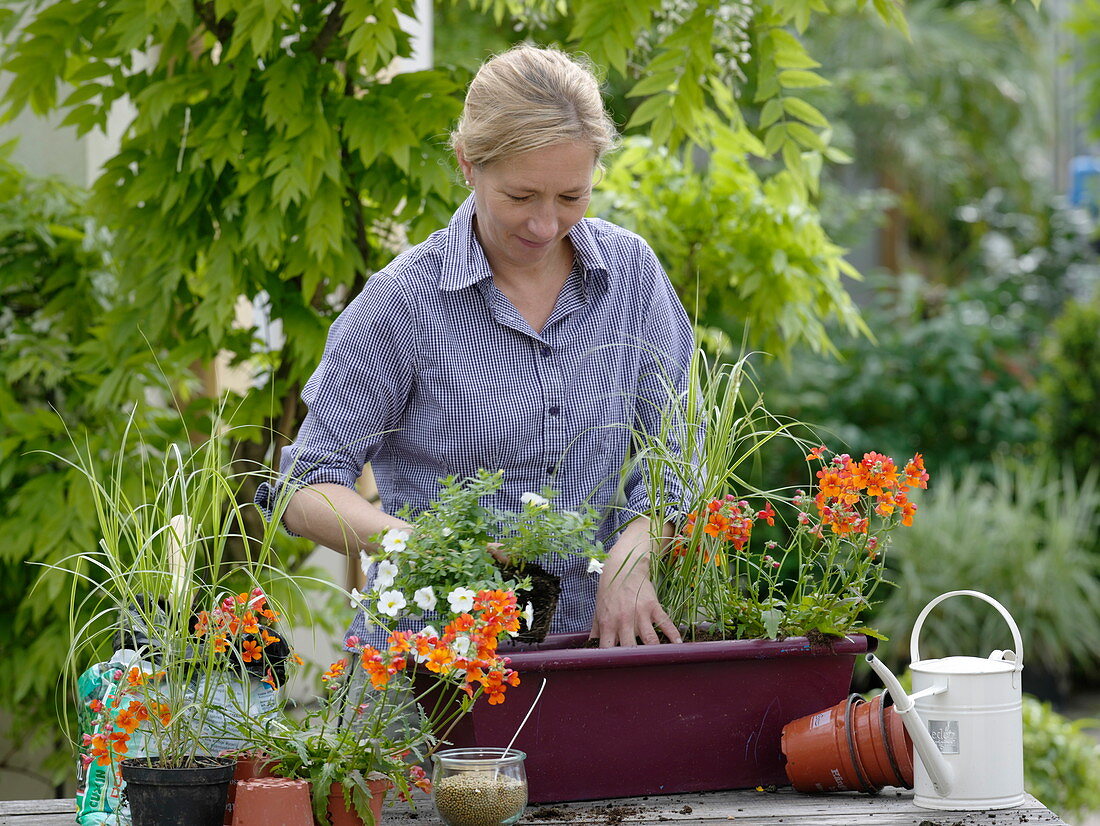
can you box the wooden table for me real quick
[0,787,1068,825]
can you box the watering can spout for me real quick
[865,654,954,798]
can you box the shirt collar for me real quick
[439,194,611,294]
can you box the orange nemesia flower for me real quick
[241,640,263,663]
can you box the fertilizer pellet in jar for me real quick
[433,770,528,826]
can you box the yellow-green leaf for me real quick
[782,96,829,128]
[778,70,830,89]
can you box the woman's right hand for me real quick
[589,517,681,647]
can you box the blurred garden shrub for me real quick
[759,194,1099,474]
[872,463,1100,698]
[1039,294,1100,482]
[595,132,866,360]
[1023,696,1100,822]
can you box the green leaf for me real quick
[759,98,784,129]
[626,93,671,130]
[778,70,830,89]
[627,70,679,99]
[786,121,827,151]
[763,122,787,156]
[781,96,829,128]
[768,28,821,69]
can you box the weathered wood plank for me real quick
[499,789,1066,826]
[0,799,75,814]
[0,788,1068,826]
[0,815,75,826]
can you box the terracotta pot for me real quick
[321,779,391,826]
[224,757,279,825]
[417,632,874,802]
[850,692,913,789]
[882,694,915,786]
[781,694,874,793]
[230,777,312,826]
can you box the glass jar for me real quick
[431,747,528,826]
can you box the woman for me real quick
[261,44,693,648]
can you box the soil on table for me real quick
[524,804,649,824]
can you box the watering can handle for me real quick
[910,590,1024,672]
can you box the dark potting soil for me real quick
[527,807,571,820]
[501,561,560,643]
[524,804,649,824]
[583,627,850,647]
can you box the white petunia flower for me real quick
[441,527,454,537]
[451,636,473,658]
[381,529,411,553]
[420,625,439,639]
[522,602,535,628]
[520,492,549,508]
[413,586,437,611]
[374,558,399,590]
[359,549,371,576]
[376,590,407,618]
[349,587,366,608]
[587,558,604,575]
[447,587,476,614]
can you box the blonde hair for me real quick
[452,44,619,168]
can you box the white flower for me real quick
[420,625,439,639]
[413,586,437,611]
[441,527,454,537]
[447,587,476,614]
[359,549,371,576]
[520,492,549,508]
[587,558,604,575]
[374,558,399,590]
[381,529,411,553]
[349,587,366,608]
[376,590,407,618]
[451,636,473,658]
[522,602,535,628]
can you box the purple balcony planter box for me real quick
[426,632,875,803]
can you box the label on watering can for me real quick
[927,720,960,755]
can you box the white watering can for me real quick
[865,589,1024,810]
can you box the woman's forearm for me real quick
[283,483,411,555]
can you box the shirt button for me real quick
[546,465,555,475]
[549,405,560,416]
[540,346,552,358]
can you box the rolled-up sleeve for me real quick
[255,275,418,521]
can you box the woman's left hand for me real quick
[589,518,681,647]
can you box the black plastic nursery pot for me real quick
[121,755,235,826]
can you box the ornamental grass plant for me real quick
[39,415,310,772]
[637,349,929,641]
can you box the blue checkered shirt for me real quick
[258,195,693,647]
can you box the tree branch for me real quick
[192,0,233,46]
[310,0,346,60]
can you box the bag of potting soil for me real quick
[75,652,280,825]
[189,671,279,757]
[75,650,147,826]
